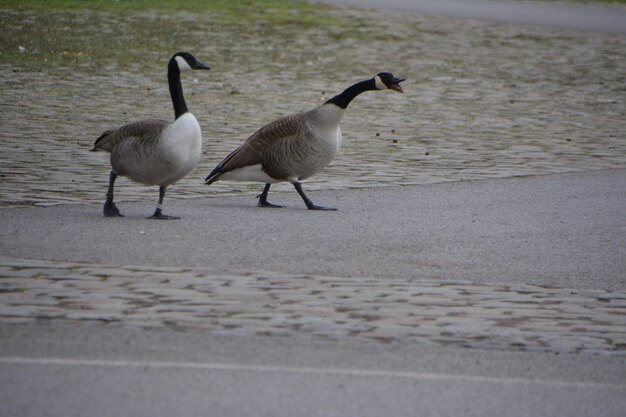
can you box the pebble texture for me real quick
[1,7,625,206]
[2,258,624,355]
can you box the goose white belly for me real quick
[220,164,282,183]
[118,113,202,186]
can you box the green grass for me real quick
[3,0,625,10]
[0,0,347,70]
[1,0,301,11]
[0,0,338,24]
[2,0,622,71]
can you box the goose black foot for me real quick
[257,183,284,208]
[148,186,179,219]
[306,203,337,211]
[257,199,285,208]
[103,201,123,217]
[292,181,337,211]
[103,171,123,217]
[149,208,180,220]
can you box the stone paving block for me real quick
[1,258,625,354]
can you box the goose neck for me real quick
[325,78,376,110]
[168,59,188,119]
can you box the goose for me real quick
[205,72,405,210]
[91,52,210,219]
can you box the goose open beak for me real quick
[391,77,405,93]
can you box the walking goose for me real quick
[205,72,405,210]
[91,52,210,219]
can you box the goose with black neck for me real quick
[91,52,210,219]
[205,72,405,210]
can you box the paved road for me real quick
[320,0,626,34]
[1,322,625,417]
[2,170,624,290]
[1,170,625,416]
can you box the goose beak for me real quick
[192,61,211,70]
[391,77,405,93]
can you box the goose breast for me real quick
[112,113,202,186]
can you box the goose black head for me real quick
[172,52,211,72]
[375,72,405,93]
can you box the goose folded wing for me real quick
[210,113,302,177]
[92,119,169,153]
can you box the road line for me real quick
[1,356,625,390]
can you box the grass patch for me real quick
[0,0,339,25]
[0,0,350,70]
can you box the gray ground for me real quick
[2,169,625,291]
[1,170,625,416]
[1,1,626,416]
[322,0,626,34]
[1,322,625,417]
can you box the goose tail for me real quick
[91,129,114,152]
[205,165,223,185]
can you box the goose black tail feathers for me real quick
[204,166,223,185]
[91,130,114,152]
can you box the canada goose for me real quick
[91,52,210,219]
[205,72,405,210]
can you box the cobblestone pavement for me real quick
[2,258,624,355]
[1,6,625,206]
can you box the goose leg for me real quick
[257,183,284,208]
[292,181,336,211]
[149,186,180,220]
[103,171,123,217]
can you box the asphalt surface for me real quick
[2,322,625,417]
[1,170,625,416]
[2,169,624,290]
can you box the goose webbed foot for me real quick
[149,208,180,220]
[148,186,179,219]
[292,181,337,211]
[257,199,285,208]
[104,201,123,217]
[257,183,284,208]
[306,203,337,211]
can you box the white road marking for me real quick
[1,356,624,390]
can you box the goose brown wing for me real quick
[91,119,169,153]
[205,113,302,183]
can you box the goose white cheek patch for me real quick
[374,75,386,90]
[175,56,192,71]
